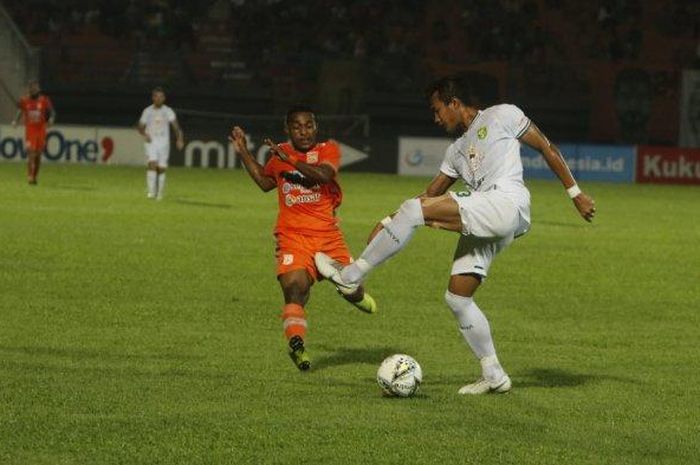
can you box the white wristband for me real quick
[380,216,392,226]
[566,184,582,199]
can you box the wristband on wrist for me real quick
[567,184,582,199]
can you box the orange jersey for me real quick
[18,95,53,134]
[264,140,343,236]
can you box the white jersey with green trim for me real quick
[439,103,532,232]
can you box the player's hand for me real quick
[573,193,596,222]
[229,126,248,154]
[264,138,291,163]
[176,138,185,151]
[367,221,384,244]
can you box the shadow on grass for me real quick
[0,344,204,362]
[173,199,232,209]
[515,367,640,388]
[312,346,403,371]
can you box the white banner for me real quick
[397,136,452,176]
[0,124,145,165]
[679,70,700,148]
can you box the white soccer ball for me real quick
[376,354,422,397]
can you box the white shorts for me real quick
[448,190,521,278]
[145,142,170,168]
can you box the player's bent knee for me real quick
[397,198,424,224]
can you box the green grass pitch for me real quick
[1,163,698,465]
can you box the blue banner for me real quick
[521,143,635,183]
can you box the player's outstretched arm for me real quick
[231,127,276,192]
[264,138,335,185]
[520,123,596,222]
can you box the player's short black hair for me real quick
[152,86,165,94]
[286,104,315,124]
[426,76,475,106]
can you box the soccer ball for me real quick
[376,354,422,397]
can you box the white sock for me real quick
[157,172,166,197]
[444,290,505,381]
[147,170,157,196]
[341,198,424,284]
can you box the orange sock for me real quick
[281,303,307,340]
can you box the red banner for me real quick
[636,146,700,185]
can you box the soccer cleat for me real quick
[314,252,359,295]
[344,291,377,314]
[147,193,156,199]
[458,374,512,395]
[288,335,311,371]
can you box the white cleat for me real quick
[458,374,512,395]
[314,252,359,296]
[147,193,156,199]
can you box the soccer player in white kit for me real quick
[137,87,185,199]
[316,76,596,395]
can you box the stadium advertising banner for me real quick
[0,124,144,165]
[399,136,636,183]
[521,144,635,183]
[398,136,451,176]
[174,126,368,170]
[636,146,700,185]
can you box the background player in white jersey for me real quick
[316,75,596,395]
[137,87,185,199]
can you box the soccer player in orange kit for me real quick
[12,80,55,185]
[229,105,376,371]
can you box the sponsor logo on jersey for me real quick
[306,152,318,164]
[477,126,488,140]
[282,254,294,265]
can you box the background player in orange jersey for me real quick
[229,105,377,371]
[12,80,55,185]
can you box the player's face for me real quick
[430,93,461,134]
[152,91,166,107]
[286,112,317,152]
[28,81,40,96]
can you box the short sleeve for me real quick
[494,104,531,139]
[45,96,53,110]
[139,108,149,125]
[167,107,176,123]
[439,143,459,178]
[319,141,340,171]
[17,98,26,110]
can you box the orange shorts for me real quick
[275,230,353,281]
[25,129,47,152]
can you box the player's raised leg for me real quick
[315,194,462,290]
[279,269,313,371]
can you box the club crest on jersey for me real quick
[477,126,488,140]
[282,254,294,265]
[306,152,319,164]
